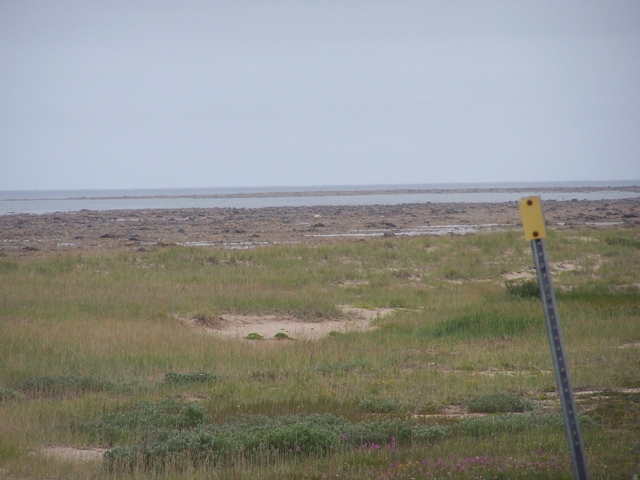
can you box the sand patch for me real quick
[503,259,598,282]
[476,368,552,377]
[552,262,579,272]
[575,387,640,395]
[339,305,396,320]
[333,279,370,287]
[503,269,536,281]
[412,404,486,419]
[41,446,107,462]
[183,306,394,340]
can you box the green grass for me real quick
[1,227,639,479]
[465,392,535,414]
[163,371,219,386]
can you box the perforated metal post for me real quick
[519,197,589,480]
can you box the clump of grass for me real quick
[422,311,539,340]
[14,374,115,398]
[0,258,18,273]
[343,418,451,445]
[605,236,640,249]
[465,392,534,414]
[245,333,264,340]
[505,279,540,298]
[460,412,600,438]
[0,387,27,402]
[163,371,219,385]
[274,332,295,340]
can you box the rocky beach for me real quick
[1,190,638,257]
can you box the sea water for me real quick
[1,181,638,215]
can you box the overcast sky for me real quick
[1,1,639,191]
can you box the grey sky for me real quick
[1,1,639,190]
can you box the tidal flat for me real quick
[1,196,638,256]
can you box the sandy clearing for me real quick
[40,446,108,462]
[182,305,395,340]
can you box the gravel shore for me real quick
[1,197,638,257]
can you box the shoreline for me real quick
[4,184,640,201]
[3,185,639,217]
[1,197,638,257]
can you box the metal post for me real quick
[519,197,589,480]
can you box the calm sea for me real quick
[1,182,639,215]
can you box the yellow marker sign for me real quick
[519,196,547,240]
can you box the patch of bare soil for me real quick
[182,306,394,340]
[502,259,590,281]
[412,404,487,419]
[575,387,640,396]
[502,269,536,281]
[475,368,553,377]
[40,446,108,462]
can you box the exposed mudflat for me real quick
[1,195,638,257]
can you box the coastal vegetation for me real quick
[0,227,639,479]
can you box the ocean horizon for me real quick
[1,180,639,216]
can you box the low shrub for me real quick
[75,399,209,445]
[99,410,451,472]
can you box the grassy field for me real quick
[1,227,639,479]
